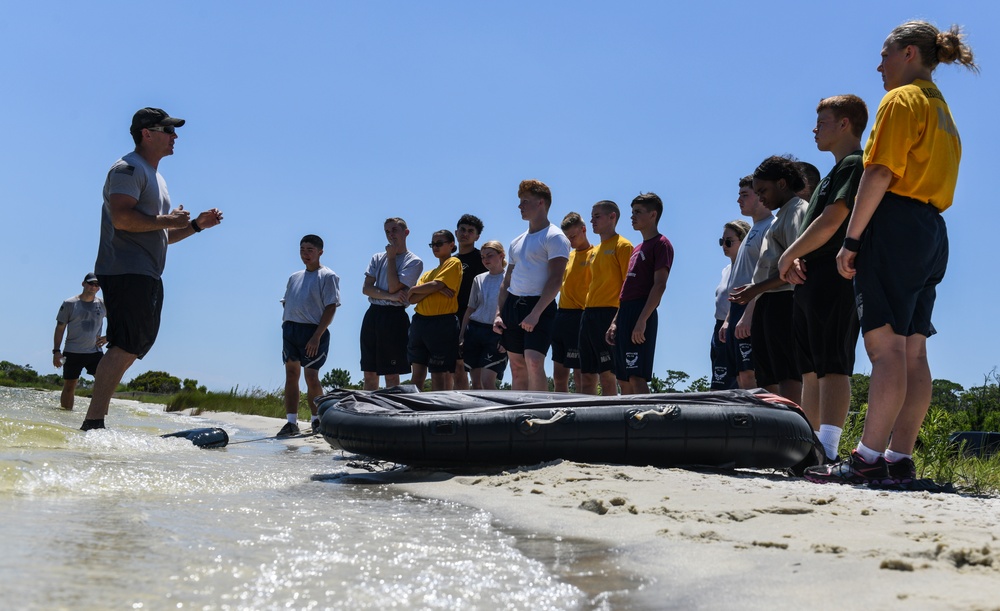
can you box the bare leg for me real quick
[470,367,484,390]
[819,373,852,428]
[799,371,819,428]
[580,373,598,395]
[737,369,757,389]
[482,369,499,390]
[599,371,619,396]
[618,379,633,395]
[777,379,802,406]
[411,364,428,391]
[507,352,528,390]
[430,371,453,391]
[453,360,469,390]
[858,325,908,453]
[572,370,582,393]
[61,379,78,410]
[629,376,649,394]
[553,362,570,392]
[85,346,137,420]
[303,367,323,417]
[885,334,931,455]
[363,372,379,391]
[284,361,301,415]
[524,350,548,391]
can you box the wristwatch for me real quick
[843,237,862,253]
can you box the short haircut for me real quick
[433,229,457,254]
[301,234,323,249]
[738,175,754,189]
[753,156,806,193]
[724,220,751,241]
[480,240,507,267]
[385,217,408,230]
[561,211,585,230]
[456,213,484,234]
[795,161,821,198]
[817,94,869,139]
[518,179,552,208]
[631,192,663,223]
[592,200,620,223]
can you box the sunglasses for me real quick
[719,237,739,247]
[86,281,100,287]
[429,241,452,248]
[146,125,176,135]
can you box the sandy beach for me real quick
[206,410,1000,610]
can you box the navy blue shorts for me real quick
[462,321,507,379]
[751,291,800,387]
[613,298,657,382]
[793,257,860,377]
[408,313,460,373]
[360,305,411,375]
[282,321,330,370]
[579,307,616,374]
[99,274,163,359]
[710,319,737,389]
[63,351,103,380]
[855,193,948,337]
[551,308,583,367]
[500,294,557,355]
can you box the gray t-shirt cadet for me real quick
[282,267,341,325]
[96,151,171,279]
[365,251,424,307]
[56,296,106,353]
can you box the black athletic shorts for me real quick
[408,313,460,373]
[793,257,860,378]
[725,301,754,374]
[462,321,507,378]
[99,273,163,359]
[500,294,557,355]
[613,298,657,382]
[551,308,583,367]
[579,307,616,374]
[63,351,103,380]
[751,291,800,387]
[282,321,330,370]
[360,304,411,375]
[855,193,948,337]
[710,319,736,390]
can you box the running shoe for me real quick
[803,450,892,485]
[311,418,322,435]
[277,421,300,437]
[887,457,916,484]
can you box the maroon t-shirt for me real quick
[619,234,673,302]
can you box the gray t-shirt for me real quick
[727,215,773,292]
[467,271,505,325]
[365,250,423,306]
[282,267,341,325]
[96,151,171,278]
[56,296,105,353]
[753,196,808,292]
[714,263,732,321]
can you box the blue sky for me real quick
[2,2,998,393]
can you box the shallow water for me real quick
[0,387,639,610]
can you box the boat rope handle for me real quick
[522,408,573,428]
[631,405,675,421]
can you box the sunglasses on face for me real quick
[86,281,100,287]
[719,237,738,247]
[429,241,452,248]
[146,125,176,134]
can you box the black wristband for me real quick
[53,349,61,354]
[191,219,203,233]
[843,237,862,253]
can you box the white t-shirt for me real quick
[508,224,571,296]
[714,264,732,321]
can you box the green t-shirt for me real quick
[801,151,864,261]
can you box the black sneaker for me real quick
[887,457,916,484]
[276,422,300,437]
[311,418,322,435]
[804,450,892,485]
[80,419,106,431]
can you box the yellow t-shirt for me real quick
[414,257,462,316]
[558,246,594,310]
[585,235,633,308]
[864,79,961,212]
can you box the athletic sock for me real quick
[80,419,105,431]
[817,424,843,460]
[287,414,298,424]
[855,441,882,464]
[884,449,912,463]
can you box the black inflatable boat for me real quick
[317,387,820,469]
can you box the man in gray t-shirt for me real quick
[81,107,225,432]
[53,273,106,410]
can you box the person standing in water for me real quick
[53,273,106,410]
[806,21,977,485]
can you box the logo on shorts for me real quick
[625,352,639,368]
[713,366,728,382]
[855,293,864,320]
[739,343,752,360]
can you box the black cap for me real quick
[130,107,185,134]
[84,273,99,283]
